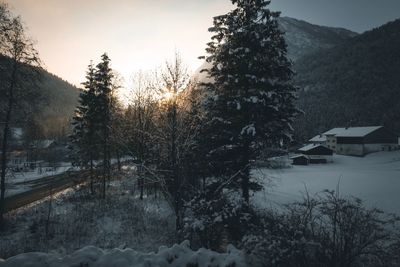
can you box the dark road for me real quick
[4,170,91,213]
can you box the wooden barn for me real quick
[335,126,399,156]
[297,144,333,164]
[290,154,310,165]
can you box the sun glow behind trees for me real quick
[5,0,234,87]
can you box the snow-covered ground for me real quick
[254,151,400,214]
[5,163,75,197]
[5,157,135,197]
[0,241,246,267]
[0,168,175,259]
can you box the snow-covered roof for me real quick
[323,128,347,136]
[298,144,324,152]
[335,126,382,137]
[322,126,383,137]
[290,154,310,159]
[309,135,327,142]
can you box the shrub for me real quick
[242,190,400,267]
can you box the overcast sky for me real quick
[6,0,400,86]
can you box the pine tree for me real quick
[202,0,298,203]
[94,53,114,199]
[69,62,98,193]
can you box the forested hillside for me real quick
[0,55,79,138]
[294,19,400,141]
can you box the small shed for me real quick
[297,144,333,163]
[298,144,333,155]
[290,155,310,165]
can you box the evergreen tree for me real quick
[201,0,298,203]
[94,53,114,199]
[69,62,98,193]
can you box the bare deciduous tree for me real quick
[0,5,41,227]
[154,53,193,231]
[125,71,158,199]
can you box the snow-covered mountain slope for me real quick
[195,17,357,81]
[278,17,358,61]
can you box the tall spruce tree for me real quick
[69,62,98,193]
[202,0,298,203]
[94,53,114,199]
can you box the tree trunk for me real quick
[139,166,144,200]
[90,157,94,194]
[102,135,107,199]
[0,63,17,227]
[171,100,183,231]
[116,149,121,171]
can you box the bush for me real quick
[242,190,400,267]
[183,189,261,252]
[184,188,400,266]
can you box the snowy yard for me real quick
[255,151,400,214]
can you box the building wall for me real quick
[325,135,337,152]
[336,136,364,144]
[309,155,333,163]
[337,143,399,156]
[292,157,309,165]
[336,144,364,156]
[364,143,399,153]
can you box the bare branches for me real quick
[0,3,41,227]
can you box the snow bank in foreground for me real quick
[1,241,247,267]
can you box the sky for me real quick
[5,0,400,87]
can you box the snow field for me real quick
[254,151,400,214]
